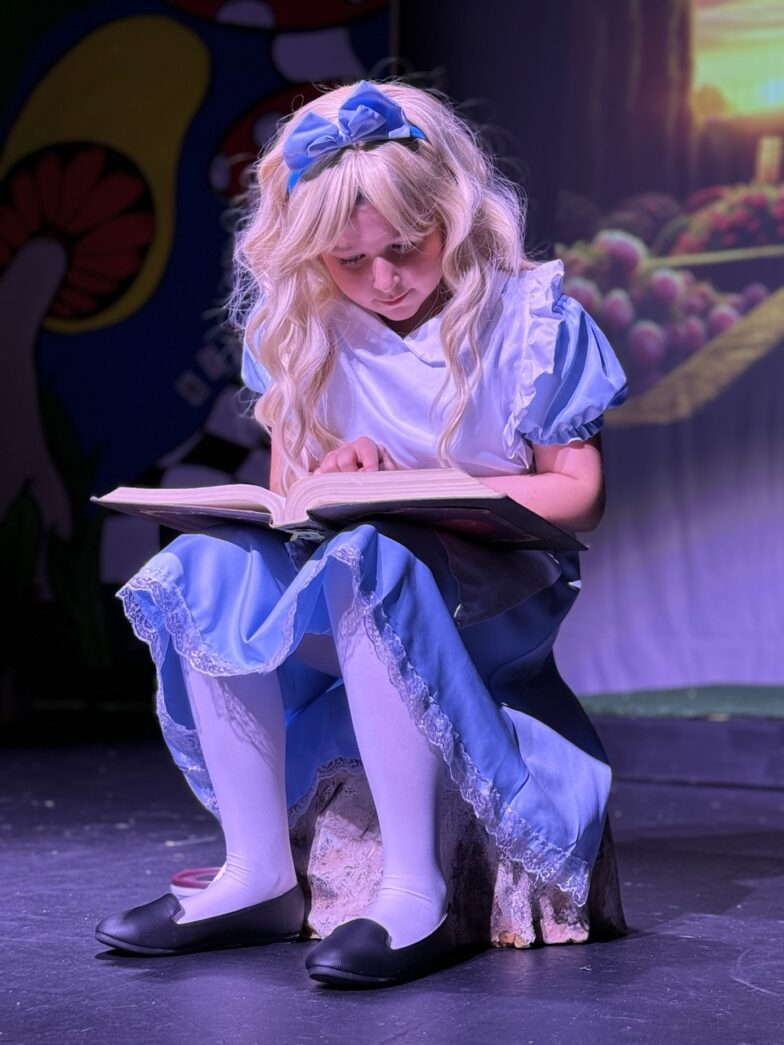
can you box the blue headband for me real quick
[283,81,426,192]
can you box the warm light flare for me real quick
[692,0,784,118]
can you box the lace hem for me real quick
[157,695,220,818]
[287,756,365,826]
[328,542,592,906]
[120,538,591,905]
[120,568,257,676]
[122,563,308,765]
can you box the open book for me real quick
[93,467,585,550]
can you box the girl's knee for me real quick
[158,526,292,577]
[320,554,358,628]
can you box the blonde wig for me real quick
[232,80,535,492]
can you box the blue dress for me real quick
[119,261,628,908]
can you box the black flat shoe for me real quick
[95,883,305,956]
[305,916,456,988]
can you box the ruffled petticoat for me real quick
[119,518,627,946]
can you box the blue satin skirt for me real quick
[119,519,611,906]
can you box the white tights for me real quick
[176,565,447,948]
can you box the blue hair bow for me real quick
[283,81,426,192]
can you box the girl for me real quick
[96,80,628,986]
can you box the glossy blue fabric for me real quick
[240,339,272,395]
[283,81,426,192]
[122,264,626,906]
[120,519,611,906]
[516,291,629,446]
[242,261,629,474]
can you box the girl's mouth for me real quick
[377,290,410,306]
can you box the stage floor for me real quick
[2,740,782,1045]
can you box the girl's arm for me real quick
[478,435,605,533]
[272,428,602,532]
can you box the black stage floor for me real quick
[2,740,782,1045]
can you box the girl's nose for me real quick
[371,257,400,294]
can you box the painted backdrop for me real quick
[0,0,391,731]
[1,0,781,735]
[551,0,784,696]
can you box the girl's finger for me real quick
[379,445,398,471]
[316,451,338,473]
[355,437,380,471]
[336,445,360,471]
[316,439,382,474]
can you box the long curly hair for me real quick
[231,80,534,493]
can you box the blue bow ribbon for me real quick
[283,81,426,192]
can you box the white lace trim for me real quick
[287,756,365,826]
[119,536,591,906]
[327,543,591,906]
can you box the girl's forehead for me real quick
[332,203,402,249]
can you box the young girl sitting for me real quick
[96,79,628,987]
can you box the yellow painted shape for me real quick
[607,287,784,427]
[640,243,784,274]
[0,16,209,333]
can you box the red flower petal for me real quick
[63,173,146,235]
[71,247,142,278]
[34,151,63,223]
[65,267,121,294]
[54,285,99,313]
[55,147,106,227]
[0,206,28,248]
[11,170,42,234]
[75,213,154,255]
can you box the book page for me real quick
[283,467,504,525]
[95,483,285,522]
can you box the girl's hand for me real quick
[313,437,400,474]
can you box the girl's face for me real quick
[321,203,445,336]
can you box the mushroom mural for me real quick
[0,16,209,543]
[0,143,154,536]
[0,14,210,718]
[0,4,392,728]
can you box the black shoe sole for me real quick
[304,915,460,988]
[95,929,304,957]
[306,963,402,987]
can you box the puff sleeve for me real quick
[240,336,272,395]
[505,260,628,449]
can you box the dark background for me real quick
[1,0,782,744]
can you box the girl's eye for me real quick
[333,244,416,266]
